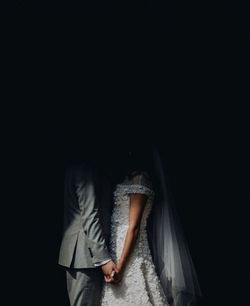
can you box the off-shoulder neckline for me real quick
[114,183,154,195]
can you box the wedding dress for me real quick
[101,172,169,306]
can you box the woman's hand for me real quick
[113,263,124,283]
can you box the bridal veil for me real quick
[147,149,202,306]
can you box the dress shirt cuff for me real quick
[94,258,112,267]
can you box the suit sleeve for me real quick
[75,167,111,264]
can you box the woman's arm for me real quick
[116,193,148,275]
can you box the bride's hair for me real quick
[111,146,158,187]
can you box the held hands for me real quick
[101,260,124,284]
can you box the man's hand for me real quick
[104,263,123,284]
[101,260,117,282]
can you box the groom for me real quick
[58,159,118,306]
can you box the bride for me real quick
[101,149,202,306]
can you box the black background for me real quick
[3,2,249,306]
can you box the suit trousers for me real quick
[66,267,104,306]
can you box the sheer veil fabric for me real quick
[147,149,202,306]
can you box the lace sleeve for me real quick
[114,172,154,198]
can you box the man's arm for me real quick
[76,169,110,264]
[75,166,117,280]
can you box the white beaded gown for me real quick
[101,173,168,306]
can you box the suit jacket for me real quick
[58,162,113,268]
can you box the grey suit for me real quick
[58,162,113,305]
